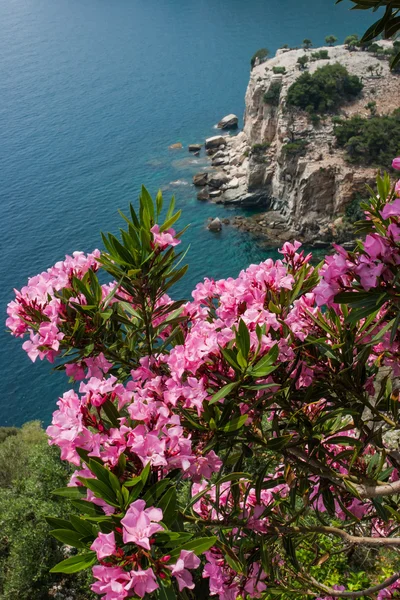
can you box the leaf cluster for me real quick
[287,63,363,114]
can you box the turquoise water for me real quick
[0,0,372,426]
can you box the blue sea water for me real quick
[0,0,373,427]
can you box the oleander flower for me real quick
[120,499,163,549]
[392,157,400,170]
[90,531,117,560]
[169,550,201,591]
[150,224,180,249]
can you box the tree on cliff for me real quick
[344,33,360,50]
[302,38,313,49]
[325,34,337,46]
[250,48,269,69]
[297,55,309,70]
[287,63,363,114]
[337,0,400,68]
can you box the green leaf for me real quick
[70,515,96,537]
[157,582,177,600]
[140,185,155,221]
[250,344,279,377]
[79,478,119,507]
[102,399,120,427]
[50,552,97,574]
[266,435,293,451]
[45,517,75,531]
[156,531,193,547]
[157,486,177,526]
[140,462,152,485]
[143,480,171,505]
[209,381,239,405]
[282,536,299,569]
[216,472,252,484]
[219,414,248,432]
[236,319,250,359]
[220,346,240,371]
[70,499,104,516]
[52,486,87,499]
[50,529,87,548]
[169,536,217,560]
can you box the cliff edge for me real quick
[214,42,400,244]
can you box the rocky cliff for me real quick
[214,42,400,244]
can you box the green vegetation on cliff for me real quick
[0,422,94,600]
[334,109,400,167]
[287,63,363,114]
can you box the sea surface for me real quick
[0,0,372,427]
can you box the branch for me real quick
[305,572,400,598]
[287,447,400,499]
[282,525,400,547]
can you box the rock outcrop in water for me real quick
[211,42,400,244]
[217,114,239,129]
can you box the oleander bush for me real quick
[5,164,400,600]
[287,63,363,114]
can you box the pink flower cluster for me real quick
[7,176,400,599]
[204,551,267,600]
[6,250,100,362]
[46,372,214,477]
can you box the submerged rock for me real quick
[217,114,239,129]
[169,142,183,150]
[208,217,222,231]
[193,173,208,187]
[197,187,210,201]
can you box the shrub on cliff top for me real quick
[272,66,286,74]
[287,63,363,114]
[250,47,269,69]
[334,109,400,167]
[311,50,329,61]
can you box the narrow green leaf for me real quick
[209,382,239,406]
[50,552,97,574]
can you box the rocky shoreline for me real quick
[187,41,400,245]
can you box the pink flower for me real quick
[120,499,163,549]
[392,157,400,171]
[355,259,384,291]
[169,550,201,591]
[129,432,167,467]
[381,198,400,219]
[364,234,389,260]
[91,565,130,600]
[395,180,400,198]
[150,224,181,249]
[65,362,86,381]
[126,568,159,598]
[388,223,400,242]
[90,531,117,560]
